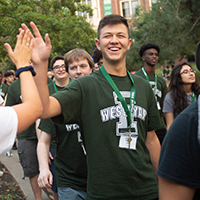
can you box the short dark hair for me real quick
[97,14,130,39]
[139,43,160,57]
[4,71,14,77]
[92,47,103,63]
[50,55,64,70]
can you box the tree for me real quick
[0,0,96,72]
[127,0,200,71]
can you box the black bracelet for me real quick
[15,66,36,78]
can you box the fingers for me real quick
[48,158,52,165]
[20,23,34,40]
[30,21,42,38]
[16,30,24,48]
[49,152,53,160]
[22,30,31,47]
[45,33,52,49]
[38,172,52,189]
[49,174,53,185]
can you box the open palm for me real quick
[21,22,52,65]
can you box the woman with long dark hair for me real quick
[163,62,200,130]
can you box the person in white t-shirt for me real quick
[0,30,43,155]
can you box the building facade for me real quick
[79,0,157,30]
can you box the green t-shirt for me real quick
[5,79,36,139]
[47,76,53,84]
[39,81,87,190]
[135,68,168,130]
[45,81,63,148]
[52,70,161,200]
[0,83,9,99]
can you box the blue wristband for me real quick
[15,66,36,78]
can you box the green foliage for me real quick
[0,194,20,200]
[127,0,200,71]
[0,0,96,72]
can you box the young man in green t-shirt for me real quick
[135,43,168,144]
[21,14,161,200]
[37,51,93,200]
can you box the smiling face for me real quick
[52,59,68,81]
[95,23,132,65]
[142,48,159,67]
[180,65,196,84]
[68,58,92,81]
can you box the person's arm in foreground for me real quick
[146,130,161,173]
[158,176,195,200]
[20,22,61,119]
[37,131,53,189]
[4,30,42,133]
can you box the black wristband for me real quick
[15,66,36,78]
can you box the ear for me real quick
[142,55,145,61]
[95,38,101,51]
[127,38,132,50]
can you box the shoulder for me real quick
[132,73,150,87]
[134,69,143,76]
[164,91,172,100]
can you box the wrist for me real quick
[15,66,36,78]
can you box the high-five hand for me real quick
[19,22,52,65]
[4,30,33,69]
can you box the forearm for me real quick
[37,139,50,171]
[146,130,161,172]
[33,61,51,118]
[14,71,42,133]
[164,112,174,131]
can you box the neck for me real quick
[144,65,155,74]
[103,59,127,76]
[182,84,192,94]
[55,78,69,87]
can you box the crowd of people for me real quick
[0,14,200,200]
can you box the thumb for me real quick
[4,43,13,55]
[49,173,53,185]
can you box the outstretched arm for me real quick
[4,30,42,133]
[20,22,61,119]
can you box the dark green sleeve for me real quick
[39,118,56,135]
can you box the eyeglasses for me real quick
[53,64,65,71]
[180,69,196,75]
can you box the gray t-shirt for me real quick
[163,91,196,118]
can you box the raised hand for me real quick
[20,22,52,65]
[4,30,33,69]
